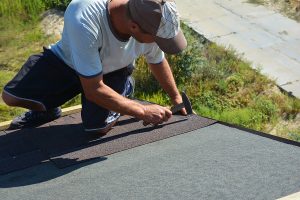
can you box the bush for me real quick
[133,56,161,95]
[253,96,279,121]
[166,23,207,85]
[44,0,72,10]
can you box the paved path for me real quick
[176,0,300,98]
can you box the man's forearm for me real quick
[84,81,172,125]
[79,70,173,125]
[149,58,181,103]
[92,84,145,118]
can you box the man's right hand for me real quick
[141,104,172,126]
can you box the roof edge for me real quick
[0,105,82,131]
[218,121,300,148]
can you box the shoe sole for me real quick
[84,117,120,136]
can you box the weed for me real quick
[44,0,72,10]
[247,0,265,5]
[0,0,45,22]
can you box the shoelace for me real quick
[23,111,48,121]
[23,110,58,121]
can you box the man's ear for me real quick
[128,20,139,33]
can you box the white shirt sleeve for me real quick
[144,43,165,64]
[64,16,103,77]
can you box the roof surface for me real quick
[0,112,299,200]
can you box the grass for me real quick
[133,24,300,141]
[247,0,265,5]
[0,0,81,122]
[0,1,299,142]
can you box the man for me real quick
[2,0,187,134]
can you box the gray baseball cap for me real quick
[128,0,187,54]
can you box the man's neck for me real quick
[108,0,131,40]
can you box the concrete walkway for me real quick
[176,0,300,98]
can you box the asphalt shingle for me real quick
[0,111,216,173]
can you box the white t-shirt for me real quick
[50,0,164,77]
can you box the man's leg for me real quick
[81,65,134,135]
[2,47,82,130]
[2,90,46,111]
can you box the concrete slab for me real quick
[0,123,299,200]
[213,29,283,52]
[177,0,229,22]
[208,15,254,39]
[176,0,300,98]
[247,13,300,40]
[280,82,300,98]
[244,48,300,85]
[185,18,235,39]
[213,0,276,19]
[272,39,300,63]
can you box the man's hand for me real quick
[141,104,172,126]
[170,94,188,116]
[149,59,187,116]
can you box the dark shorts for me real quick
[4,47,133,131]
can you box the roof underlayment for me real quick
[0,110,299,200]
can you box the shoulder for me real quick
[65,0,106,23]
[64,0,107,41]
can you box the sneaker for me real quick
[84,111,121,135]
[125,76,135,98]
[8,107,62,130]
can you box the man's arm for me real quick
[79,74,172,125]
[149,58,187,115]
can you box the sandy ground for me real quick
[40,9,64,40]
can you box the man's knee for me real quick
[2,90,17,106]
[1,90,46,111]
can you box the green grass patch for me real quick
[0,0,58,121]
[0,0,45,22]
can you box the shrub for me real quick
[253,96,279,121]
[166,23,207,85]
[44,0,72,10]
[133,56,161,95]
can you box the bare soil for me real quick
[40,9,64,40]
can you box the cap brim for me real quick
[154,29,187,54]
